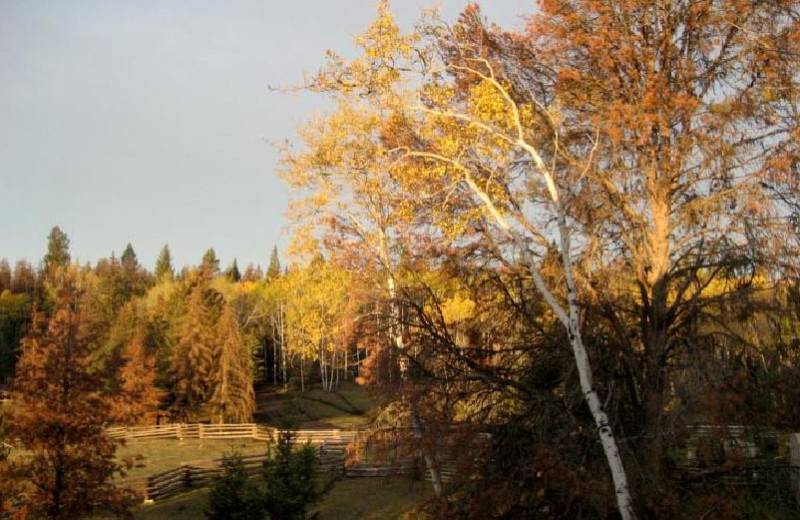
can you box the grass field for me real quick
[113,382,375,480]
[129,476,429,520]
[255,381,376,429]
[116,438,268,480]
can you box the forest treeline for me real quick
[0,227,377,516]
[0,227,372,424]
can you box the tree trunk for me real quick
[462,173,635,519]
[280,302,287,387]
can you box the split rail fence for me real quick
[110,423,361,502]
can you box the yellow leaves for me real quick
[469,79,514,129]
[441,293,477,325]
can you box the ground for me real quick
[128,476,430,520]
[103,382,429,519]
[253,381,376,429]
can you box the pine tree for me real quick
[266,247,281,281]
[120,243,138,272]
[208,304,254,424]
[227,259,242,282]
[262,429,321,520]
[201,248,220,280]
[42,226,71,279]
[204,453,266,520]
[4,281,133,518]
[171,284,216,420]
[154,245,174,281]
[119,243,150,299]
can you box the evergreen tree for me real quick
[120,243,138,272]
[227,259,242,282]
[171,284,216,420]
[4,280,133,518]
[118,243,149,299]
[42,226,71,278]
[201,248,220,279]
[11,261,35,294]
[93,255,127,324]
[204,453,266,520]
[262,429,322,520]
[0,290,30,385]
[154,245,174,281]
[0,260,10,293]
[111,320,164,425]
[266,247,281,281]
[208,304,254,424]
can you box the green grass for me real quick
[257,382,377,429]
[128,476,428,520]
[116,438,268,480]
[310,477,430,520]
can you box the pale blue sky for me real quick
[0,0,530,272]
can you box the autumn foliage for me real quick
[2,280,134,518]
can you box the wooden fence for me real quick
[106,423,272,442]
[142,453,269,502]
[118,426,358,502]
[107,423,359,445]
[113,423,461,503]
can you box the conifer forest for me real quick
[2,1,800,518]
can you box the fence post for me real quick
[183,464,192,490]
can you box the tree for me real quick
[170,284,216,420]
[266,247,281,281]
[262,429,321,520]
[120,243,138,272]
[111,319,165,426]
[0,290,30,385]
[204,453,266,520]
[11,261,35,295]
[282,6,445,491]
[280,259,351,393]
[3,278,133,518]
[291,1,800,515]
[154,245,174,282]
[0,260,10,293]
[201,248,221,279]
[208,303,254,423]
[242,263,263,283]
[42,226,71,279]
[119,243,149,299]
[227,259,242,282]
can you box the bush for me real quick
[204,452,266,520]
[262,429,323,520]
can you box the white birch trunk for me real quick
[280,302,287,386]
[462,174,635,520]
[380,229,444,498]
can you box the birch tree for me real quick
[281,5,446,493]
[287,0,800,514]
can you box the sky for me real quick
[0,0,531,272]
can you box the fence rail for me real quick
[106,423,360,444]
[117,426,358,502]
[142,453,270,502]
[107,423,273,442]
[113,423,465,503]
